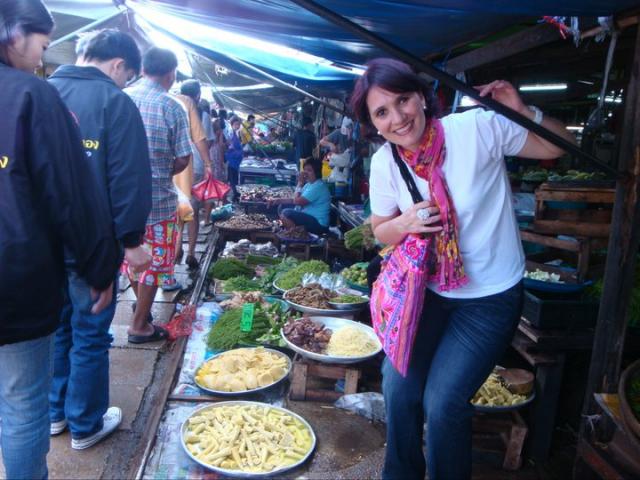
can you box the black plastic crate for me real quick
[522,290,599,329]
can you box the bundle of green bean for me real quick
[344,224,376,251]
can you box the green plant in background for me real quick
[586,262,640,328]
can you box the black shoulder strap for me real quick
[390,143,424,205]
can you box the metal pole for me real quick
[288,0,621,178]
[49,9,125,48]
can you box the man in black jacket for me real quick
[0,2,120,476]
[47,30,152,450]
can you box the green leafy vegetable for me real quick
[208,258,254,280]
[275,260,329,290]
[222,276,261,292]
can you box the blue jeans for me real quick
[280,208,329,236]
[382,281,523,480]
[49,271,117,439]
[0,334,54,480]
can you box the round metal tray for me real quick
[472,390,536,413]
[280,316,382,364]
[283,292,361,315]
[194,347,291,396]
[215,224,273,233]
[327,295,369,311]
[181,401,316,477]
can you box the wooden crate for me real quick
[533,183,615,238]
[289,355,363,402]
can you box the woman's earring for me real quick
[377,130,381,135]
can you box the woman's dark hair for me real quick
[210,108,218,118]
[79,29,141,74]
[0,0,54,65]
[303,158,322,179]
[142,47,177,76]
[349,58,440,133]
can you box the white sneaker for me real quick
[50,419,68,436]
[71,406,122,450]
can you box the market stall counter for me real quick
[238,157,297,186]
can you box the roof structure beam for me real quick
[289,0,622,178]
[49,8,125,48]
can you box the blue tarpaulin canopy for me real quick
[44,0,639,111]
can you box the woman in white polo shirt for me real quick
[350,58,575,480]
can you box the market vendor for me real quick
[319,116,353,153]
[225,115,243,199]
[269,159,331,235]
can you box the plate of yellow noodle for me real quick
[181,402,316,477]
[195,347,291,396]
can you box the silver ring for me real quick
[417,208,430,221]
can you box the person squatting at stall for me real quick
[225,115,244,199]
[350,58,575,480]
[269,159,331,236]
[0,1,121,477]
[124,47,191,343]
[47,29,153,449]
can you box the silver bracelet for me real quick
[528,105,543,125]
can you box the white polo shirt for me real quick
[369,108,528,299]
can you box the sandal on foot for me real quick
[186,255,199,270]
[127,325,168,344]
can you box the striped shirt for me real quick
[126,78,191,225]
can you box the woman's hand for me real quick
[399,200,443,235]
[474,80,527,116]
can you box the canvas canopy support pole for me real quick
[288,0,622,179]
[48,9,125,48]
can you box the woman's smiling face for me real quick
[366,86,426,152]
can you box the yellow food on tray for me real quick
[471,372,528,407]
[196,347,288,392]
[326,326,378,357]
[183,404,314,473]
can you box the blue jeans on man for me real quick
[0,334,54,479]
[49,271,117,439]
[382,282,523,480]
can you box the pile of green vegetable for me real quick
[522,168,549,183]
[274,260,329,290]
[207,306,271,350]
[246,254,281,266]
[344,224,376,251]
[258,256,300,293]
[341,263,368,287]
[222,276,262,293]
[207,301,294,350]
[208,258,254,280]
[547,170,607,182]
[331,294,366,304]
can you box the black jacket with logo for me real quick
[48,65,151,250]
[0,63,120,345]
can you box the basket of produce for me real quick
[257,257,300,295]
[344,223,376,252]
[215,213,273,232]
[181,401,315,477]
[328,294,369,311]
[340,263,369,293]
[194,347,291,396]
[272,260,329,291]
[219,276,262,294]
[283,284,362,315]
[471,367,535,412]
[281,316,381,364]
[221,240,280,261]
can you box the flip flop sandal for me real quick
[127,325,169,344]
[131,302,154,324]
